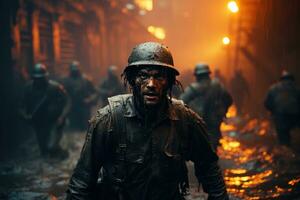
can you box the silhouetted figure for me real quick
[264,70,300,146]
[180,63,233,150]
[213,67,227,87]
[20,63,69,159]
[62,61,97,131]
[67,42,229,200]
[229,69,250,115]
[98,65,125,106]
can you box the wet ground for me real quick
[1,110,300,200]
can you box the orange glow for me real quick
[226,105,237,118]
[227,1,239,13]
[147,26,166,40]
[220,123,236,132]
[225,170,273,188]
[220,137,240,151]
[289,178,300,186]
[229,169,247,175]
[135,0,153,11]
[222,36,231,45]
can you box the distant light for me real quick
[222,36,231,45]
[227,1,239,13]
[126,3,135,10]
[147,26,166,40]
[135,0,153,11]
[139,10,147,16]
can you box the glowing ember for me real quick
[289,178,300,186]
[228,169,247,175]
[220,122,236,132]
[226,105,237,118]
[220,137,240,150]
[225,170,273,188]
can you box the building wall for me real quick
[12,0,155,81]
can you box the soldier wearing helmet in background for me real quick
[62,61,97,131]
[229,69,250,115]
[67,42,228,200]
[20,63,70,159]
[98,65,125,106]
[264,70,300,147]
[180,63,232,150]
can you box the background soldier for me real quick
[264,70,300,146]
[229,69,250,115]
[20,63,69,159]
[67,42,228,200]
[62,61,97,131]
[180,64,233,150]
[98,65,125,106]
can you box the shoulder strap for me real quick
[107,95,129,184]
[108,95,128,159]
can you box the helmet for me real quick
[124,42,179,75]
[194,63,211,76]
[108,65,118,73]
[70,61,80,72]
[280,70,294,80]
[31,63,48,78]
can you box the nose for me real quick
[146,77,156,89]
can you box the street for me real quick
[1,108,300,200]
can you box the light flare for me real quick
[147,26,166,40]
[228,1,239,13]
[222,36,231,45]
[135,0,153,11]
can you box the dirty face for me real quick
[134,67,168,107]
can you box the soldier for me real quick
[229,69,250,115]
[213,67,227,87]
[180,64,232,150]
[67,42,228,200]
[62,61,97,131]
[264,70,300,146]
[20,63,69,159]
[98,65,125,106]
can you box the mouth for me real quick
[143,92,159,102]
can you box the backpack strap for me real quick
[108,95,130,184]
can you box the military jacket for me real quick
[180,79,232,124]
[67,94,228,200]
[264,80,300,115]
[21,80,68,124]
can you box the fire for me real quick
[288,178,300,186]
[220,122,236,132]
[226,105,237,118]
[220,137,240,151]
[225,170,273,188]
[147,26,166,40]
[229,169,247,175]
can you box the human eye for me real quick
[154,73,166,81]
[138,72,149,80]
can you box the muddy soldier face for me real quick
[66,42,229,200]
[133,67,168,107]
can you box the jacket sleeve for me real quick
[187,110,229,200]
[66,107,112,200]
